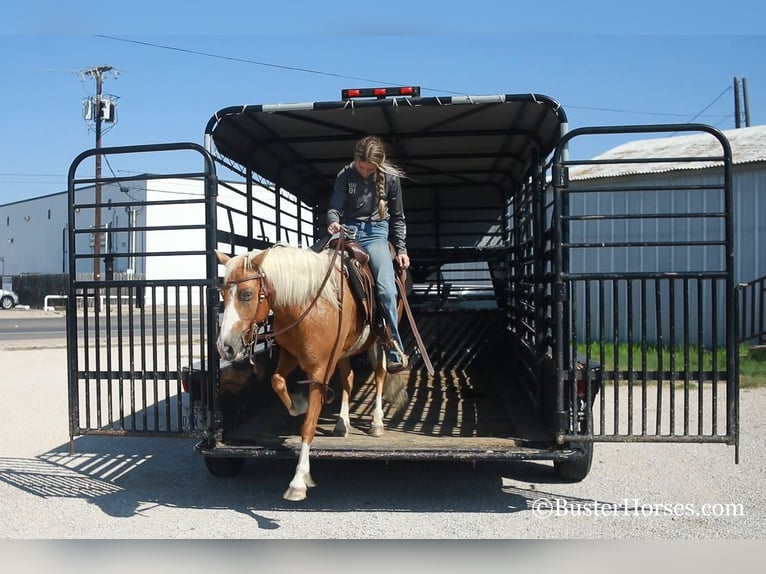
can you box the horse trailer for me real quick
[66,87,739,489]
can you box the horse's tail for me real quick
[383,371,409,415]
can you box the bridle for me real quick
[219,270,272,355]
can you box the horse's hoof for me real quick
[283,487,307,501]
[369,423,385,437]
[333,419,349,437]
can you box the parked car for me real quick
[0,288,19,310]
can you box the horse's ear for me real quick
[215,250,230,265]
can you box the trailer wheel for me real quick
[204,456,245,477]
[553,442,593,482]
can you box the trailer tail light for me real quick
[341,86,421,100]
[576,378,587,397]
[181,368,190,393]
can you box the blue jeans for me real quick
[343,220,404,356]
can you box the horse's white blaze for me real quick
[217,284,242,355]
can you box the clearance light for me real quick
[341,86,421,100]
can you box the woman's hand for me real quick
[328,222,342,234]
[396,253,410,270]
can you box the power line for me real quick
[0,173,63,177]
[95,35,445,93]
[685,84,733,124]
[97,35,738,121]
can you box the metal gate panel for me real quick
[66,143,220,441]
[552,125,738,448]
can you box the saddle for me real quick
[315,235,435,376]
[327,236,379,329]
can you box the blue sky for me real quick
[1,0,764,204]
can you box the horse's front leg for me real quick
[333,357,353,437]
[283,380,324,501]
[270,350,305,416]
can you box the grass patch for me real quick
[575,342,766,388]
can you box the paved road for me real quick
[0,307,199,346]
[1,308,764,540]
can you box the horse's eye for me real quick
[240,289,254,302]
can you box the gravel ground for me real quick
[0,312,764,541]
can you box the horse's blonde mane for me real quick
[233,245,340,308]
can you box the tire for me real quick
[0,296,14,310]
[204,456,245,477]
[554,441,594,482]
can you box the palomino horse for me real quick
[215,244,408,501]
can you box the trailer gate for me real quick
[551,125,738,453]
[66,143,220,443]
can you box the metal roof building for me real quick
[568,124,766,285]
[566,124,766,346]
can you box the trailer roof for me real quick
[205,93,566,206]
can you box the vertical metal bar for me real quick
[711,280,719,435]
[759,279,766,344]
[128,281,137,431]
[626,278,635,435]
[584,279,593,436]
[598,279,607,433]
[66,166,80,446]
[697,278,712,436]
[94,288,102,429]
[655,278,664,435]
[641,278,648,436]
[682,277,691,436]
[117,285,125,429]
[175,284,184,432]
[205,163,220,435]
[570,281,579,435]
[83,293,92,430]
[669,279,676,435]
[105,283,114,428]
[150,286,159,431]
[162,285,170,432]
[722,143,738,447]
[612,279,620,435]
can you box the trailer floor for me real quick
[213,367,563,460]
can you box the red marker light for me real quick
[341,86,421,100]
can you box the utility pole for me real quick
[79,65,118,280]
[733,77,751,129]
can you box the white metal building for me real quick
[0,177,301,306]
[0,178,289,277]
